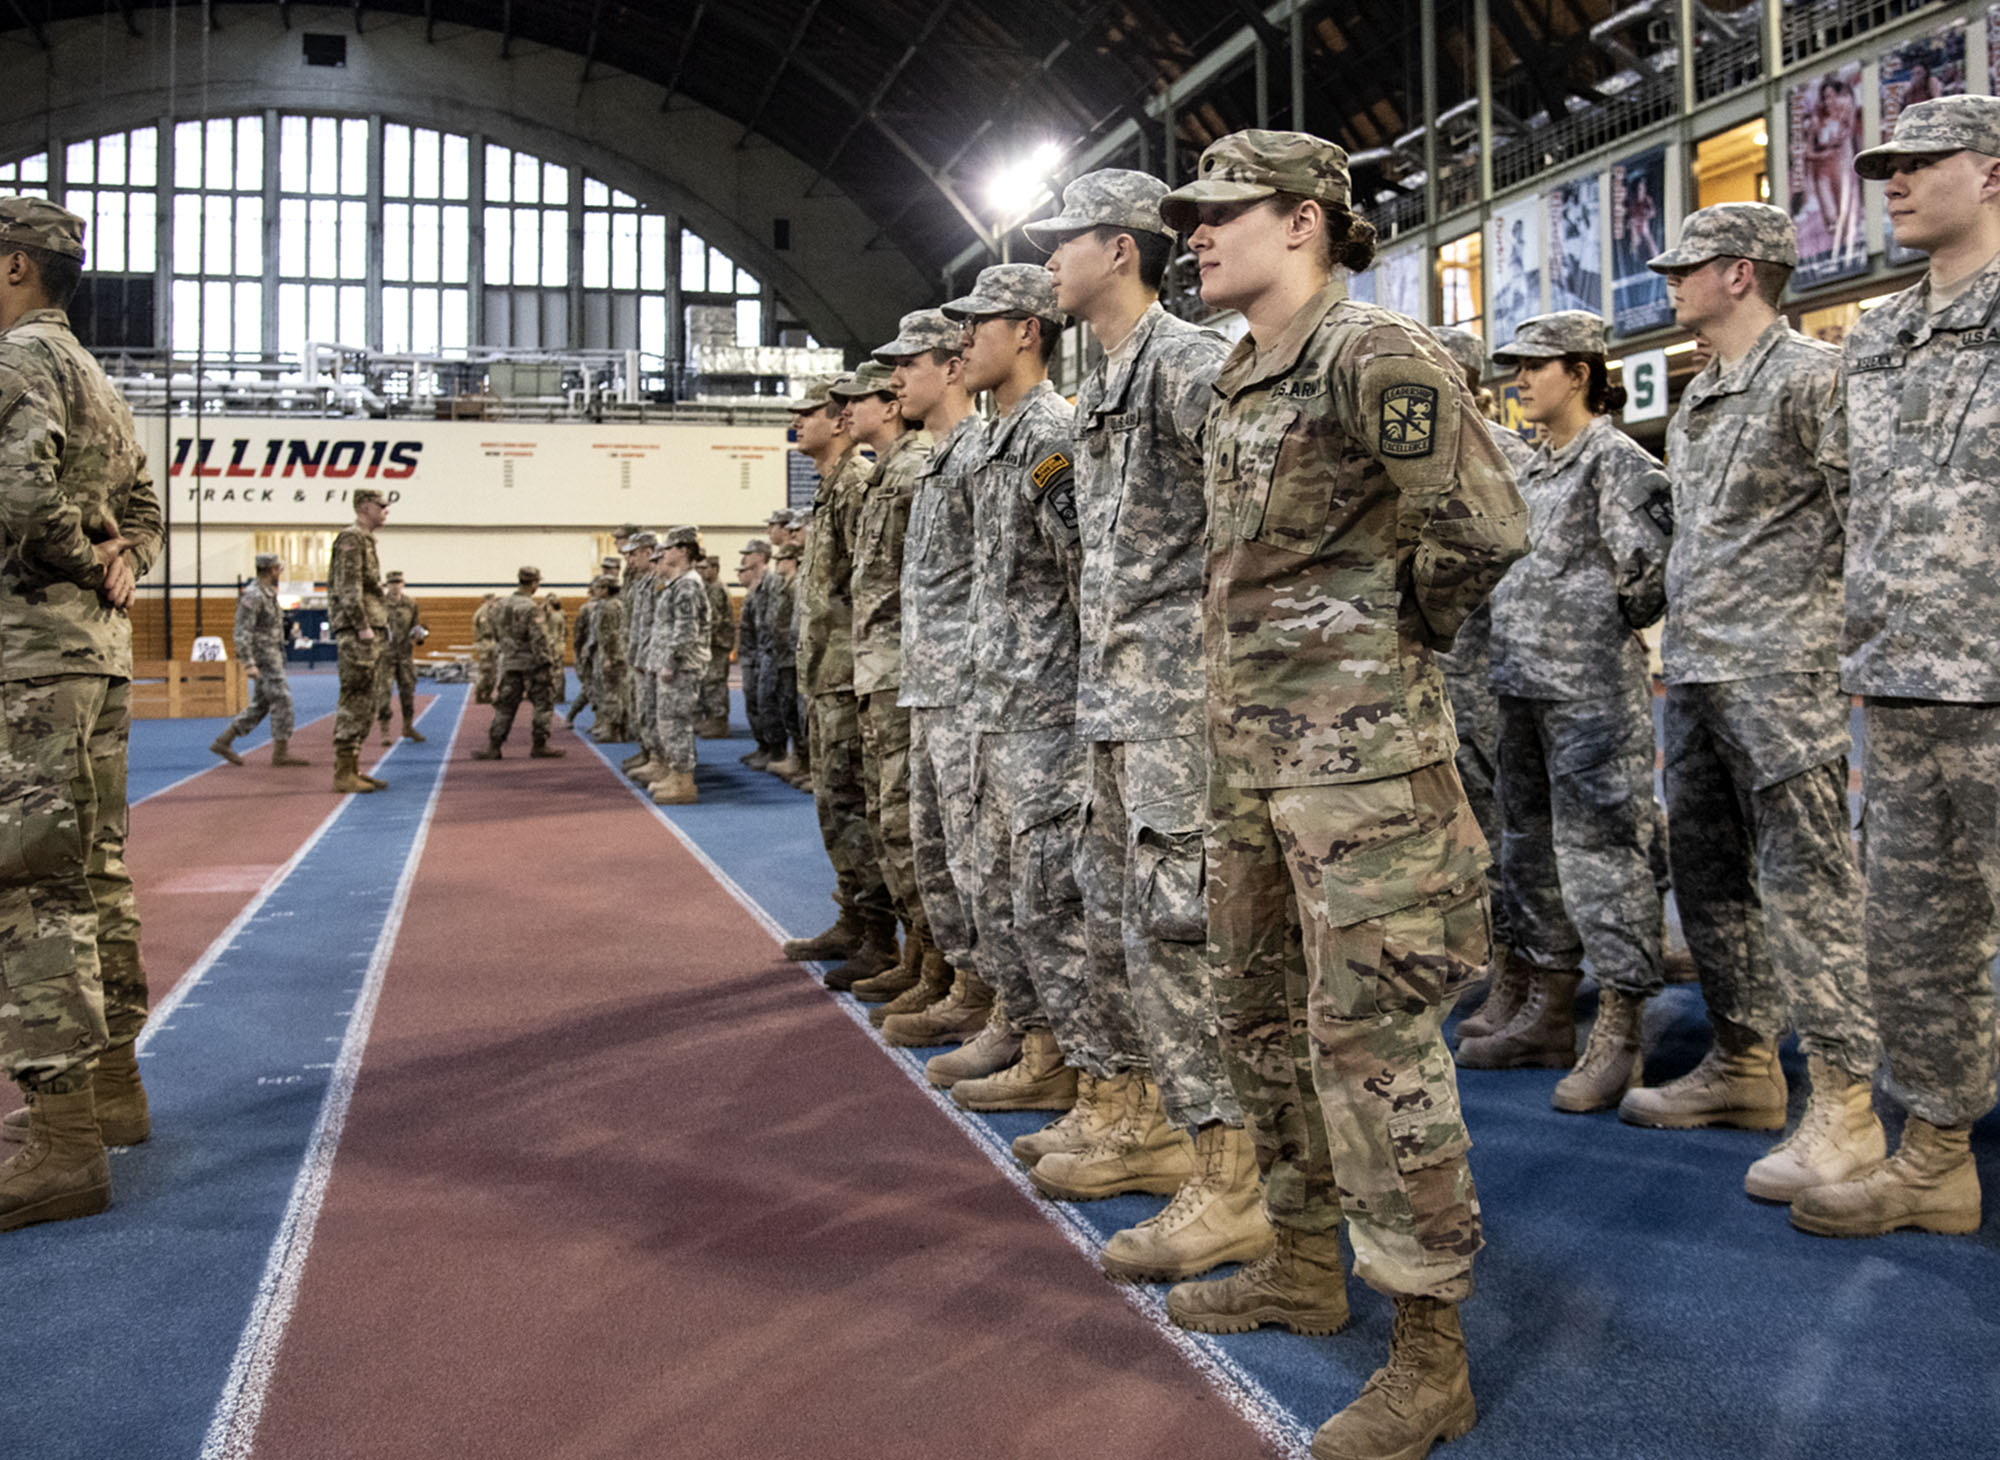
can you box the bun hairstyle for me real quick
[1557,352,1627,415]
[1268,193,1379,274]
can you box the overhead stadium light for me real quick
[986,140,1064,218]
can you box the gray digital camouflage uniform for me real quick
[1487,410,1671,998]
[327,521,387,753]
[628,569,661,760]
[0,305,162,1092]
[1200,277,1527,1301]
[650,567,711,774]
[760,561,801,759]
[1661,317,1875,1075]
[227,580,295,742]
[1819,247,2000,1129]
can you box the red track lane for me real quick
[249,717,1282,1460]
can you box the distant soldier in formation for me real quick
[472,566,565,761]
[211,552,310,769]
[646,526,711,805]
[763,514,808,785]
[736,538,781,768]
[328,488,392,794]
[539,592,567,708]
[374,570,426,746]
[621,532,663,785]
[590,575,630,744]
[471,592,500,704]
[696,552,733,738]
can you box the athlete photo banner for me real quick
[1788,60,1867,289]
[1881,20,1966,265]
[1611,146,1671,334]
[1547,174,1604,316]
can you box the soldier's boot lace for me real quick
[1101,1123,1274,1283]
[1789,1116,1979,1237]
[1552,987,1646,1113]
[884,969,995,1048]
[870,941,951,1028]
[923,1012,1021,1087]
[782,910,862,963]
[650,769,697,804]
[1745,1056,1885,1203]
[208,730,244,766]
[854,924,926,1005]
[1453,947,1528,1045]
[1453,968,1579,1069]
[1309,1296,1476,1460]
[822,915,900,992]
[1011,1071,1110,1165]
[1164,1225,1349,1336]
[1029,1072,1195,1200]
[1619,1015,1787,1130]
[0,1085,110,1234]
[333,747,380,791]
[271,738,310,767]
[950,1027,1077,1113]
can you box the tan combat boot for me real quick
[531,739,567,759]
[783,910,861,963]
[1012,1072,1111,1165]
[951,1027,1077,1112]
[823,916,899,992]
[650,770,697,804]
[1618,1016,1787,1130]
[626,756,658,782]
[870,943,951,1028]
[4,1041,150,1147]
[1165,1225,1349,1336]
[924,1013,1021,1088]
[400,716,426,743]
[884,969,994,1048]
[1745,1056,1884,1203]
[209,730,244,766]
[1552,987,1646,1113]
[852,927,926,1005]
[1789,1116,1979,1237]
[1453,948,1528,1045]
[0,1086,111,1233]
[1030,1072,1195,1200]
[379,722,394,747]
[767,755,802,778]
[1453,968,1579,1069]
[1310,1296,1476,1460]
[621,749,649,771]
[271,739,310,767]
[1101,1123,1275,1283]
[332,747,378,793]
[470,742,502,761]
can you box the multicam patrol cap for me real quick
[612,522,643,540]
[384,570,406,584]
[1647,202,1798,272]
[1021,169,1172,249]
[1491,310,1608,364]
[939,263,1065,324]
[773,542,802,561]
[1854,95,2000,179]
[517,565,542,583]
[1429,326,1490,380]
[872,308,961,362]
[0,196,86,260]
[742,537,772,557]
[1159,130,1350,235]
[786,373,852,413]
[829,360,897,399]
[663,525,701,551]
[254,552,282,571]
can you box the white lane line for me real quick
[196,689,468,1460]
[577,738,1313,1459]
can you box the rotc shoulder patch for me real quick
[1031,451,1073,492]
[1378,384,1437,458]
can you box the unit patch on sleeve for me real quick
[1378,384,1437,458]
[1031,451,1073,493]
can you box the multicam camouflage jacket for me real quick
[232,581,287,671]
[1203,278,1527,788]
[1487,412,1669,702]
[1664,319,1842,686]
[0,307,162,680]
[1436,420,1537,686]
[800,443,871,697]
[327,525,386,636]
[851,428,931,697]
[705,578,733,666]
[539,599,566,670]
[489,591,545,674]
[596,594,629,680]
[1821,249,2000,702]
[897,413,984,710]
[383,595,424,659]
[574,595,600,668]
[735,573,766,667]
[626,572,658,665]
[649,567,712,678]
[969,379,1083,731]
[1074,302,1228,742]
[767,569,798,671]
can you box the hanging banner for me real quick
[1611,146,1672,334]
[1788,60,1867,289]
[1881,21,1967,265]
[1547,174,1604,316]
[1487,197,1543,347]
[1379,247,1425,323]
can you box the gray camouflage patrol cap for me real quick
[1855,95,2000,180]
[742,538,772,556]
[1492,310,1608,364]
[627,531,658,550]
[1022,169,1172,249]
[939,263,1065,325]
[517,565,542,582]
[612,522,643,539]
[765,508,793,526]
[600,555,623,570]
[786,374,851,413]
[1159,130,1350,234]
[829,360,897,399]
[773,542,801,561]
[1428,326,1489,380]
[0,196,85,261]
[1647,202,1797,272]
[663,525,700,550]
[254,553,281,571]
[873,308,961,362]
[385,570,405,584]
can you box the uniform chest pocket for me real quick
[1924,348,2000,469]
[1235,408,1333,554]
[1684,417,1751,520]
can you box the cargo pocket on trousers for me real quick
[1015,796,1085,911]
[0,733,87,886]
[1131,804,1207,943]
[1321,824,1488,1019]
[1386,1043,1480,1262]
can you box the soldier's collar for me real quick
[1081,302,1164,417]
[984,378,1057,458]
[1215,276,1347,399]
[1904,246,2000,346]
[1693,317,1794,401]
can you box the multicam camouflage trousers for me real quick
[593,663,629,740]
[473,648,497,705]
[0,674,148,1093]
[375,650,417,727]
[227,652,296,741]
[1497,684,1664,997]
[487,663,556,748]
[909,704,978,973]
[759,657,803,760]
[698,659,730,724]
[1664,673,1876,1076]
[651,670,701,773]
[970,724,1088,1038]
[1077,734,1239,1128]
[1445,668,1512,951]
[1860,698,2000,1129]
[859,691,926,942]
[809,690,891,927]
[333,633,388,753]
[1207,763,1487,1303]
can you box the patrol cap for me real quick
[787,373,851,414]
[612,522,643,540]
[1491,310,1608,364]
[590,574,617,591]
[254,552,281,571]
[1022,169,1173,249]
[939,263,1065,325]
[600,555,623,571]
[766,507,793,526]
[1159,130,1350,235]
[351,487,387,508]
[0,196,86,261]
[788,508,811,528]
[872,308,962,362]
[773,542,802,561]
[385,570,405,584]
[742,538,772,556]
[663,524,700,551]
[829,360,897,400]
[1428,326,1489,380]
[518,565,542,583]
[627,531,658,550]
[1647,202,1798,272]
[1855,95,2000,180]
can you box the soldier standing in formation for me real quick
[763,513,808,786]
[586,574,631,743]
[568,573,606,731]
[0,198,164,1231]
[621,532,663,786]
[472,566,565,761]
[328,488,392,795]
[210,552,311,769]
[695,551,733,739]
[374,570,426,747]
[645,526,710,806]
[539,592,567,709]
[471,591,500,704]
[735,537,779,768]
